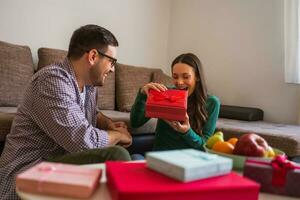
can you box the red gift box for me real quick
[16,162,102,198]
[106,161,260,200]
[145,89,188,121]
[244,155,300,197]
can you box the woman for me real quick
[130,53,220,151]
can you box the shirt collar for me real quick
[61,58,95,94]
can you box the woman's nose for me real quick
[176,79,184,85]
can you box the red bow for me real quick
[270,155,297,186]
[152,90,185,103]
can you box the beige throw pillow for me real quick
[0,41,34,106]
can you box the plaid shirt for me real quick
[0,58,109,199]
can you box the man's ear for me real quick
[87,49,98,65]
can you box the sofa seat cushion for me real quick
[0,107,18,113]
[217,118,300,157]
[100,110,157,135]
[0,41,34,106]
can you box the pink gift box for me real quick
[106,161,260,200]
[16,162,101,199]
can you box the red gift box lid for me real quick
[106,161,260,200]
[146,89,188,109]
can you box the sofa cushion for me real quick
[38,47,115,110]
[0,107,18,113]
[152,70,174,86]
[115,63,161,112]
[217,118,300,157]
[97,73,115,110]
[100,110,157,135]
[0,41,34,106]
[37,47,67,70]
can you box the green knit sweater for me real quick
[130,90,220,151]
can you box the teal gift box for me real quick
[146,149,232,182]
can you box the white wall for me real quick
[168,0,300,124]
[0,0,171,70]
[0,0,299,124]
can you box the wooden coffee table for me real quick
[17,162,299,200]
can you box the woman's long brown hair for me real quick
[171,53,208,135]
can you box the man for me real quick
[0,24,132,199]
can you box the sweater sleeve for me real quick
[202,95,220,138]
[130,89,151,128]
[180,95,220,150]
[181,128,206,150]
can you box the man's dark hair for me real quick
[67,24,119,59]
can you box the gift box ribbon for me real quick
[151,90,185,103]
[246,155,300,187]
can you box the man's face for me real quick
[89,45,117,86]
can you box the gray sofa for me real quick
[1,40,300,161]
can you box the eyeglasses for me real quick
[96,50,117,67]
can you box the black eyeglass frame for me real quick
[86,49,117,67]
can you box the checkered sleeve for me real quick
[30,69,109,152]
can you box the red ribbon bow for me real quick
[270,155,297,186]
[152,90,185,103]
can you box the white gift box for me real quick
[146,149,233,182]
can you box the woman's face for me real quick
[172,63,197,96]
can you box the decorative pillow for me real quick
[152,70,174,87]
[0,41,33,67]
[0,41,34,106]
[115,63,161,112]
[37,47,67,70]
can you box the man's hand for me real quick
[114,127,132,148]
[107,127,132,148]
[107,121,127,130]
[164,114,190,133]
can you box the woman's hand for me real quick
[164,114,190,133]
[141,82,168,96]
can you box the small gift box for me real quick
[243,155,300,197]
[16,162,102,198]
[106,161,260,200]
[146,149,232,182]
[145,89,188,121]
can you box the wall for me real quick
[0,0,299,124]
[168,0,300,124]
[0,0,171,70]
